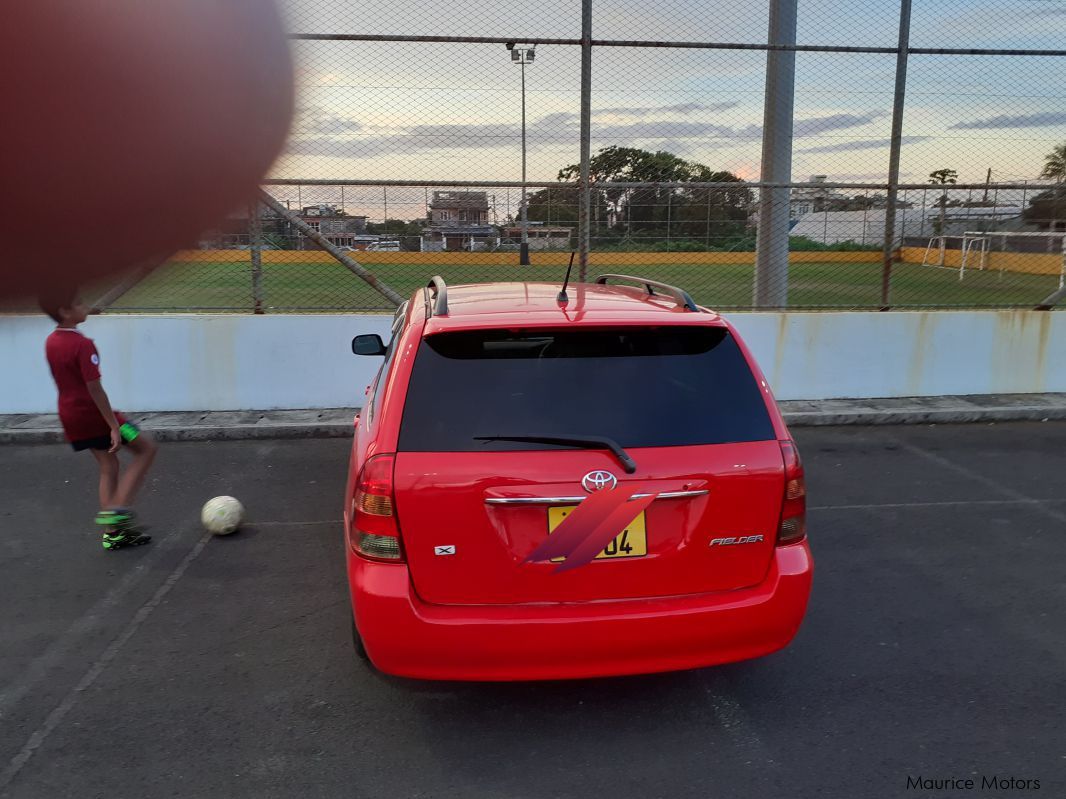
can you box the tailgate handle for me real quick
[485,489,708,506]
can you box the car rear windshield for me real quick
[398,326,775,452]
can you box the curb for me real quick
[781,406,1066,426]
[4,396,1066,444]
[0,425,356,445]
[0,409,359,445]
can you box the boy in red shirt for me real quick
[41,290,157,550]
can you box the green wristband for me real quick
[119,422,140,443]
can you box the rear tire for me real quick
[351,619,369,661]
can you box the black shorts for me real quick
[71,421,141,452]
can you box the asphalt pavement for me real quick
[1,423,1064,798]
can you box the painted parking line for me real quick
[897,441,1066,525]
[0,528,190,723]
[0,532,213,793]
[0,515,342,790]
[809,498,1065,512]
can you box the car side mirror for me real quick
[352,334,387,356]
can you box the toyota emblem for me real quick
[582,470,618,492]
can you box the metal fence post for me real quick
[862,196,869,245]
[753,0,797,308]
[519,51,531,265]
[705,192,712,248]
[249,200,265,314]
[920,187,928,237]
[666,190,672,249]
[900,189,908,242]
[880,0,913,308]
[577,0,592,281]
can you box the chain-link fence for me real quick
[84,0,1066,313]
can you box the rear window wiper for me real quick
[473,434,637,474]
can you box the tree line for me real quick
[523,146,754,249]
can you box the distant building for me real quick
[791,204,1026,245]
[199,203,372,250]
[788,209,892,245]
[936,206,1024,234]
[422,191,497,250]
[422,225,500,252]
[295,204,368,249]
[789,176,846,221]
[345,234,383,251]
[502,225,572,251]
[427,191,490,225]
[200,206,286,248]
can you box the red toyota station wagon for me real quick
[344,275,813,681]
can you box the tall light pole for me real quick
[753,0,797,308]
[508,43,535,266]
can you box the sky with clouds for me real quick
[268,0,1066,212]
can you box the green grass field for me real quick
[96,257,1062,313]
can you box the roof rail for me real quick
[425,275,449,317]
[593,274,699,312]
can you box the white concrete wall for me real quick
[3,310,1063,414]
[2,314,391,414]
[737,311,1065,400]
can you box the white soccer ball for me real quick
[201,496,244,535]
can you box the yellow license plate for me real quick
[547,505,648,561]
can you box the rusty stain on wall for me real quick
[990,310,1053,394]
[904,312,932,396]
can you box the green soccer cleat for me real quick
[102,530,152,550]
[96,509,151,550]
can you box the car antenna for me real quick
[557,251,576,305]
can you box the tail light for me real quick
[350,454,404,561]
[777,440,806,545]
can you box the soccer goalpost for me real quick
[922,230,1066,287]
[959,232,990,280]
[919,233,994,280]
[920,235,962,272]
[965,231,1066,289]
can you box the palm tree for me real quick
[928,168,958,247]
[1041,143,1066,183]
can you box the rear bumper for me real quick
[348,542,813,681]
